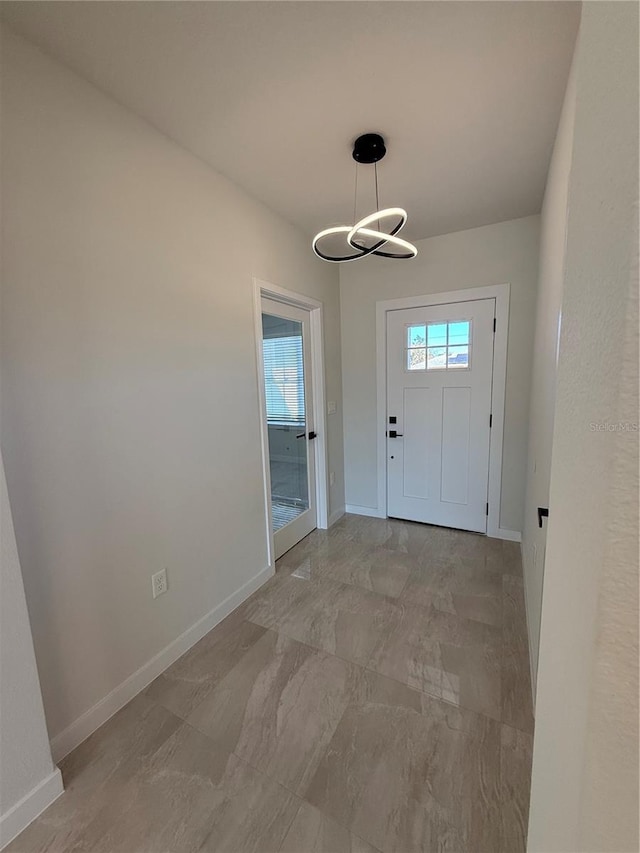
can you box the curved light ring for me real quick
[313,217,405,263]
[347,207,416,260]
[347,207,407,245]
[312,226,367,263]
[313,206,417,263]
[350,227,417,259]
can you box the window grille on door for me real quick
[406,321,471,371]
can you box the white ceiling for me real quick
[1,1,580,241]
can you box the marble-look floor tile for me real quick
[59,693,181,787]
[418,526,487,563]
[274,523,373,578]
[332,514,434,556]
[305,670,501,853]
[71,723,298,853]
[277,525,351,563]
[270,579,402,666]
[277,544,353,584]
[418,528,517,578]
[8,513,534,853]
[501,540,525,575]
[5,695,181,853]
[500,724,534,853]
[242,568,403,666]
[237,571,316,629]
[320,544,414,598]
[451,590,503,627]
[502,575,535,733]
[278,537,414,600]
[401,558,504,627]
[145,615,267,718]
[367,601,503,719]
[198,755,299,853]
[186,629,361,795]
[279,802,380,853]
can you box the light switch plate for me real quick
[327,401,337,415]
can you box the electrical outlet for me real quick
[329,471,336,487]
[152,568,168,599]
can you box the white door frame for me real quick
[253,278,329,569]
[375,283,510,539]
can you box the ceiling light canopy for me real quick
[312,134,417,263]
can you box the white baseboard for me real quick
[345,504,386,519]
[49,564,273,763]
[496,527,522,543]
[0,768,63,850]
[327,507,345,527]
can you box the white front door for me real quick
[261,298,317,559]
[386,298,495,533]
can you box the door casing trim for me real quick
[253,278,329,569]
[375,283,510,539]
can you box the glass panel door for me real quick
[261,299,316,558]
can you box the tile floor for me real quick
[8,515,534,853]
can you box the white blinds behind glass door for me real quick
[262,335,305,425]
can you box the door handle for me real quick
[537,507,549,528]
[296,432,317,440]
[387,430,403,438]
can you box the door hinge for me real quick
[486,502,489,516]
[489,413,492,428]
[493,317,497,333]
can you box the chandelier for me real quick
[312,133,417,264]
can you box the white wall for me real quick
[0,450,62,848]
[0,28,343,752]
[521,32,578,686]
[528,3,639,851]
[340,215,539,533]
